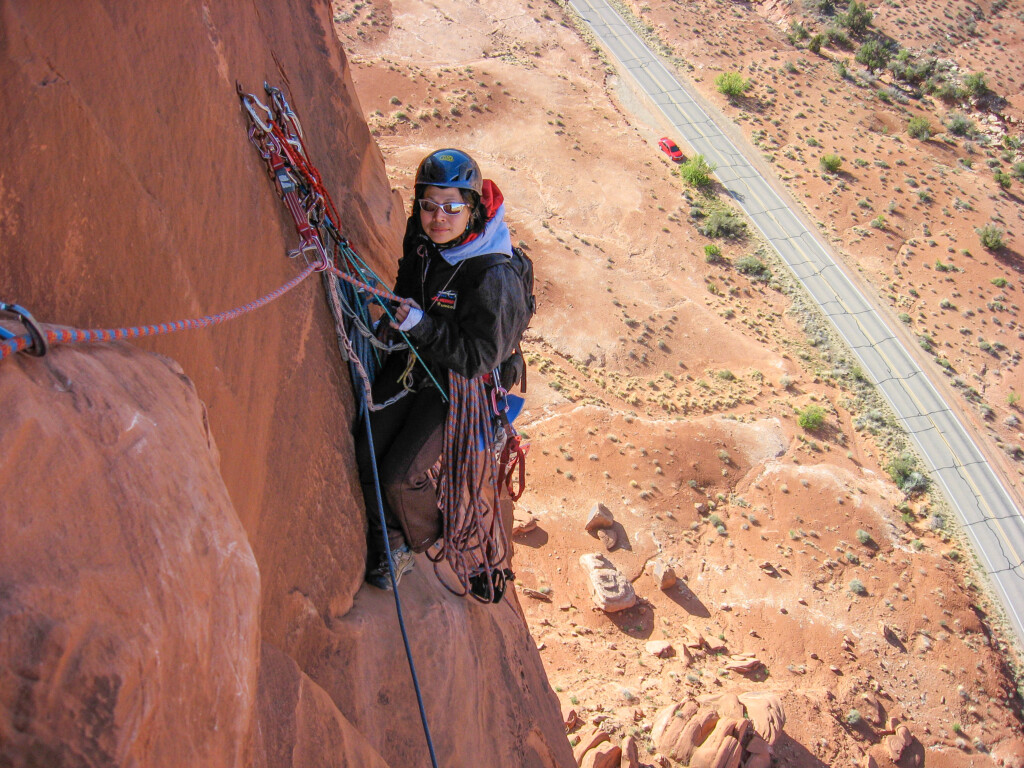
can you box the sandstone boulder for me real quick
[586,503,615,532]
[649,559,678,590]
[574,727,610,764]
[689,717,747,768]
[580,743,622,768]
[620,735,640,768]
[512,510,539,536]
[579,554,637,612]
[738,691,786,745]
[886,723,913,761]
[597,528,619,550]
[646,640,675,659]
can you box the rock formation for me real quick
[649,693,785,768]
[579,554,637,612]
[0,2,574,766]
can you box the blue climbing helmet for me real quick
[415,149,483,195]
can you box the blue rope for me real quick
[360,381,440,768]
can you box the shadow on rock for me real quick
[666,580,711,619]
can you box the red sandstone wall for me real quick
[0,3,574,766]
[0,0,402,627]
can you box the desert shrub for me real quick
[994,171,1013,190]
[679,155,717,188]
[699,210,746,239]
[840,0,873,34]
[992,276,1009,288]
[887,451,929,494]
[977,223,1006,252]
[856,38,891,72]
[846,709,863,724]
[834,58,850,78]
[946,113,974,137]
[798,404,826,431]
[788,20,809,43]
[1012,162,1024,182]
[820,153,843,173]
[704,243,723,263]
[856,529,872,545]
[808,34,825,53]
[825,27,850,49]
[716,71,752,99]
[907,116,932,140]
[890,50,935,84]
[848,579,867,596]
[963,71,988,99]
[735,255,770,280]
[807,0,835,14]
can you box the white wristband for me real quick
[398,306,423,331]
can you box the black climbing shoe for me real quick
[366,545,415,591]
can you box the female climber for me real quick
[356,148,528,590]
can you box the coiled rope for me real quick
[429,372,510,602]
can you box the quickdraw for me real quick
[489,371,528,502]
[237,81,446,405]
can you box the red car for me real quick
[658,137,684,162]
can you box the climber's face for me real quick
[418,186,472,245]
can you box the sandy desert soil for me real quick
[332,0,1024,764]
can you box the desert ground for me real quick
[332,0,1024,764]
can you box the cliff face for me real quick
[0,2,572,766]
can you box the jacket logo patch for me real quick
[433,290,457,310]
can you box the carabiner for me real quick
[0,302,48,356]
[240,92,273,134]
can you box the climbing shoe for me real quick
[366,545,415,591]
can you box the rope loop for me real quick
[0,303,48,357]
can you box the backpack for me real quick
[466,246,536,390]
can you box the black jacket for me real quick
[395,231,527,383]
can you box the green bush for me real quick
[699,210,746,239]
[907,116,932,140]
[887,451,929,494]
[798,405,826,431]
[735,255,770,280]
[846,708,863,724]
[820,153,843,173]
[856,38,890,72]
[826,27,851,49]
[963,71,988,99]
[1012,162,1024,182]
[946,113,974,137]
[704,243,723,263]
[840,0,873,34]
[716,71,752,99]
[679,154,717,188]
[849,580,867,596]
[808,33,825,53]
[994,171,1013,190]
[977,223,1006,252]
[856,529,872,545]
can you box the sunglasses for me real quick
[418,199,470,215]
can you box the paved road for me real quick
[570,0,1024,645]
